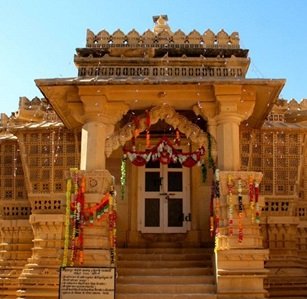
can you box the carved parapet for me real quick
[14,97,58,123]
[85,27,241,49]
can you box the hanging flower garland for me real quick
[145,110,151,148]
[249,176,255,223]
[214,169,221,251]
[255,181,260,223]
[62,176,72,267]
[209,179,215,238]
[227,175,234,236]
[68,173,85,265]
[200,133,216,183]
[124,136,205,168]
[237,178,244,243]
[120,156,127,200]
[108,191,117,266]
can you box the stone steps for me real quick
[116,247,217,299]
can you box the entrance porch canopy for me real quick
[35,78,285,130]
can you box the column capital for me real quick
[79,94,129,125]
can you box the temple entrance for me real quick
[138,157,190,234]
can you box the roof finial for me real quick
[153,15,171,34]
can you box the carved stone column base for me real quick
[264,216,307,297]
[0,220,33,298]
[216,249,269,299]
[17,214,65,299]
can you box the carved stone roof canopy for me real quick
[35,16,285,130]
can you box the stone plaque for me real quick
[59,267,115,299]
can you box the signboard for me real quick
[59,267,115,299]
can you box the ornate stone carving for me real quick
[173,29,186,44]
[203,29,215,47]
[187,30,202,44]
[112,29,125,44]
[84,170,114,194]
[105,104,217,158]
[216,29,229,47]
[127,29,140,45]
[85,19,241,49]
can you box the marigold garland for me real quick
[237,178,244,243]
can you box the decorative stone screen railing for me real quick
[262,197,297,217]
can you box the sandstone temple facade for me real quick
[0,16,306,299]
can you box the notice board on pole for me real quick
[59,267,115,299]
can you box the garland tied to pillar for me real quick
[237,179,244,243]
[227,175,234,236]
[62,170,117,267]
[213,169,221,250]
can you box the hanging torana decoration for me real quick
[123,136,205,167]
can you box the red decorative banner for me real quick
[124,136,205,168]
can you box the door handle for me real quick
[161,193,175,200]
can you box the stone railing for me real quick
[86,28,240,49]
[262,197,297,217]
[0,201,31,219]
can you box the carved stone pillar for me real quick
[80,121,108,171]
[77,169,114,266]
[198,85,255,171]
[215,171,269,299]
[78,92,129,171]
[17,215,65,299]
[0,220,33,299]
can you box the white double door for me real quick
[138,159,190,233]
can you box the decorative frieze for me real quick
[77,65,244,79]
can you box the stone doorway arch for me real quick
[105,103,217,162]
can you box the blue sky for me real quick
[0,0,306,115]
